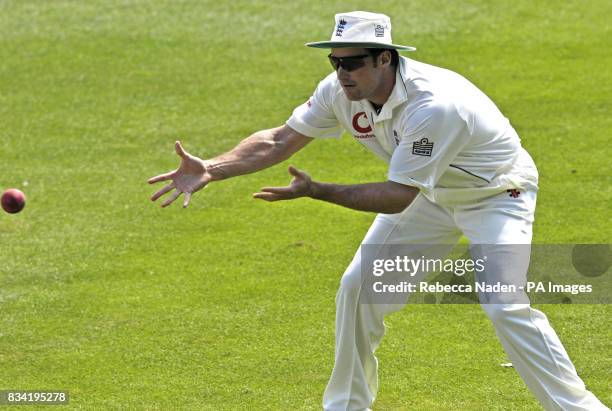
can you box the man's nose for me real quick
[336,67,351,80]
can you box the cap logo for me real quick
[335,19,347,37]
[375,25,384,37]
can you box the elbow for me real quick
[267,127,292,160]
[384,182,419,214]
[269,125,312,161]
[253,128,287,160]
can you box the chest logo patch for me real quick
[352,112,372,133]
[412,138,434,156]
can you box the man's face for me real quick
[330,48,384,101]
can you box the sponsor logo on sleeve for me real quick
[412,138,434,156]
[306,98,312,108]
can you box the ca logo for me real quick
[352,112,372,133]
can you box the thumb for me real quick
[175,140,189,159]
[288,165,303,178]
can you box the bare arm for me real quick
[253,166,419,214]
[310,180,418,214]
[148,125,313,208]
[206,125,313,181]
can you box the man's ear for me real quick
[380,50,392,67]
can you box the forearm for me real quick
[206,127,297,181]
[310,180,419,214]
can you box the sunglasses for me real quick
[328,53,371,72]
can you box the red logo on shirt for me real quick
[507,189,520,198]
[352,112,372,133]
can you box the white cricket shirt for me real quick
[287,57,538,205]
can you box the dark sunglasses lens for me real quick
[342,58,365,71]
[328,55,367,72]
[328,56,340,70]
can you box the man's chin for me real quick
[342,89,361,101]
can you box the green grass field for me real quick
[1,0,610,409]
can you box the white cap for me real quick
[306,11,416,51]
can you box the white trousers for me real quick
[323,189,608,411]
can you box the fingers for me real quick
[288,165,301,177]
[148,170,175,184]
[149,141,189,184]
[289,165,310,179]
[175,140,189,159]
[253,186,293,202]
[150,141,198,209]
[253,192,281,202]
[183,192,192,208]
[161,190,181,208]
[151,186,193,208]
[151,182,175,201]
[259,186,293,195]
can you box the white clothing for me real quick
[323,189,607,411]
[287,57,537,205]
[286,57,609,411]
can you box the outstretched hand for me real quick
[148,141,211,208]
[253,166,314,202]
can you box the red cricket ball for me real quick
[1,188,26,214]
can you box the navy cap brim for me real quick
[305,41,416,51]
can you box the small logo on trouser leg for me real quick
[507,189,520,198]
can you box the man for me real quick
[149,11,608,411]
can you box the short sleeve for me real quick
[388,102,470,194]
[286,74,343,139]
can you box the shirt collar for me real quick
[364,57,411,122]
